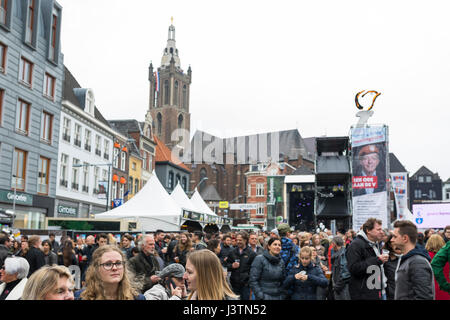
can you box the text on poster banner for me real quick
[352,176,378,189]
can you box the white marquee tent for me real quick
[95,172,182,231]
[190,189,218,216]
[170,183,201,213]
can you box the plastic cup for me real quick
[325,271,332,280]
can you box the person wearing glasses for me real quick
[75,245,144,300]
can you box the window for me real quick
[15,99,30,135]
[19,57,33,87]
[142,151,147,170]
[12,148,27,191]
[26,0,35,44]
[0,42,6,73]
[60,153,68,187]
[0,0,7,25]
[164,80,169,105]
[178,114,183,129]
[0,89,4,124]
[72,158,80,190]
[182,177,187,191]
[113,148,119,168]
[129,177,133,193]
[95,135,101,156]
[429,190,436,199]
[40,111,53,143]
[102,169,108,185]
[120,151,126,171]
[248,184,252,197]
[414,189,421,198]
[418,176,424,183]
[49,13,58,61]
[84,129,91,152]
[174,81,178,105]
[74,123,81,147]
[112,182,118,200]
[82,163,89,193]
[157,113,162,136]
[104,140,110,160]
[256,183,265,197]
[62,117,71,142]
[256,203,265,216]
[135,179,139,194]
[176,174,181,185]
[168,172,174,190]
[86,90,94,115]
[148,154,153,171]
[93,166,99,193]
[119,184,124,199]
[43,73,55,99]
[132,162,136,171]
[37,156,50,194]
[182,85,187,109]
[426,176,432,183]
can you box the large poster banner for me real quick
[390,173,408,220]
[351,125,389,231]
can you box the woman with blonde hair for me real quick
[183,249,237,300]
[426,234,449,300]
[75,245,144,300]
[21,265,74,300]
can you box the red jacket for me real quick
[429,251,450,300]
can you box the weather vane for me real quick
[354,90,381,127]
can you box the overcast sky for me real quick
[57,0,450,181]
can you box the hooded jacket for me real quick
[282,262,328,300]
[280,237,299,274]
[249,250,286,300]
[394,245,435,300]
[345,230,385,300]
[431,241,450,294]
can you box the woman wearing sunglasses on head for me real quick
[75,245,144,300]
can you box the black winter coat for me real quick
[331,247,350,294]
[346,235,383,300]
[219,244,233,265]
[25,246,46,277]
[383,256,399,300]
[128,252,160,293]
[282,262,328,300]
[226,246,256,291]
[249,250,286,300]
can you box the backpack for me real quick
[339,248,351,280]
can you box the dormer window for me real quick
[86,89,95,116]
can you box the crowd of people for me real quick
[0,221,449,300]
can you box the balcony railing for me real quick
[60,179,68,187]
[84,144,91,152]
[63,134,71,142]
[11,177,25,190]
[104,153,109,160]
[37,183,48,194]
[82,185,89,193]
[74,139,81,147]
[95,149,101,156]
[71,183,79,190]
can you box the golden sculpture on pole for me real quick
[355,90,381,111]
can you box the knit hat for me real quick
[156,263,185,279]
[277,223,291,235]
[270,228,279,236]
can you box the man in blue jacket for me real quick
[277,223,299,274]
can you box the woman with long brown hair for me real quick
[173,232,192,267]
[75,245,144,300]
[58,239,78,267]
[183,249,237,300]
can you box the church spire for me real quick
[161,17,181,68]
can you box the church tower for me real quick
[149,18,192,151]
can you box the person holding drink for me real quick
[282,246,328,300]
[173,233,192,267]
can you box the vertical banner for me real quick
[390,173,408,220]
[267,176,284,230]
[351,125,389,231]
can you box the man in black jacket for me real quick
[128,234,161,293]
[226,232,256,300]
[24,235,45,277]
[346,218,388,300]
[219,235,233,265]
[0,232,12,267]
[391,220,434,300]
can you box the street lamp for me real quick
[73,138,135,212]
[11,174,17,228]
[188,177,208,196]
